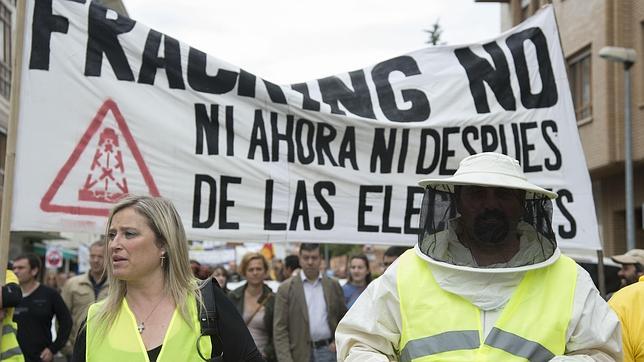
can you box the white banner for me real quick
[11,1,600,249]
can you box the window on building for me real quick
[0,1,11,100]
[519,0,541,23]
[520,7,529,22]
[0,130,6,189]
[520,0,531,22]
[568,47,592,122]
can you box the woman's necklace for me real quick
[131,294,166,334]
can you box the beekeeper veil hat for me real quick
[417,152,558,269]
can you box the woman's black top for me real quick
[71,283,265,362]
[147,345,162,361]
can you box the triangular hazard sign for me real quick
[41,99,160,216]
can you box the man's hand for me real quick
[39,347,54,362]
[329,341,337,353]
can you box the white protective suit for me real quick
[336,236,622,361]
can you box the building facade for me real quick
[0,0,14,207]
[480,0,644,255]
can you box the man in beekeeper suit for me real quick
[336,152,621,361]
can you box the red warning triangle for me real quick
[41,99,160,216]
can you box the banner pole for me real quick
[0,0,28,283]
[597,249,606,298]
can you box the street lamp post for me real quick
[599,46,637,251]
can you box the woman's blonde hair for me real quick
[240,252,269,276]
[92,195,200,332]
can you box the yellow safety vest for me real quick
[85,295,211,362]
[397,250,577,362]
[1,270,24,362]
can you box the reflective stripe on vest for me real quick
[2,324,16,335]
[0,346,23,361]
[0,321,23,362]
[400,330,480,361]
[86,295,211,362]
[484,327,554,362]
[397,249,577,362]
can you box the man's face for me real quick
[198,265,211,279]
[457,186,524,246]
[190,262,200,276]
[299,247,322,280]
[618,264,640,287]
[282,266,293,279]
[12,258,38,285]
[89,245,105,276]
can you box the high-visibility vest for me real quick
[397,250,577,362]
[85,295,211,361]
[1,271,24,362]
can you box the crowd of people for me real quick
[0,196,408,362]
[0,153,642,361]
[1,241,109,362]
[188,245,407,361]
[0,244,406,361]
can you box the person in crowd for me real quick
[281,255,300,281]
[56,272,70,291]
[273,243,346,362]
[1,269,24,361]
[12,254,72,362]
[228,252,276,361]
[319,259,334,279]
[270,259,283,282]
[197,264,213,280]
[608,274,643,362]
[43,270,70,294]
[611,249,644,288]
[212,265,230,294]
[71,195,263,362]
[342,254,372,309]
[61,240,109,359]
[331,257,347,280]
[381,246,407,272]
[336,152,621,361]
[189,260,201,278]
[227,261,242,283]
[43,271,59,292]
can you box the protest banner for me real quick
[6,1,599,250]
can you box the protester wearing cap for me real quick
[611,249,644,287]
[336,152,621,361]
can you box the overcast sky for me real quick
[122,0,501,84]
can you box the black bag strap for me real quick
[197,278,224,362]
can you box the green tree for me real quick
[325,243,363,258]
[425,18,445,46]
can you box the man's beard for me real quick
[621,274,639,287]
[472,210,510,245]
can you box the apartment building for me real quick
[478,0,644,254]
[0,0,14,206]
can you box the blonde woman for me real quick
[72,195,264,362]
[228,253,276,361]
